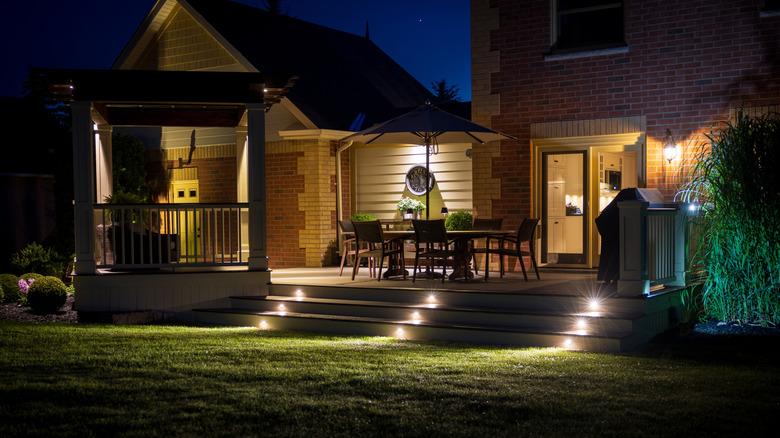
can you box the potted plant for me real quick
[396,197,425,220]
[445,211,473,231]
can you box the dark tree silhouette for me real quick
[261,0,289,15]
[431,79,461,104]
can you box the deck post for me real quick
[617,200,649,296]
[667,203,691,287]
[246,102,268,270]
[72,101,97,275]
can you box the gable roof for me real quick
[116,0,433,131]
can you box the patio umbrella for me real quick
[340,101,516,218]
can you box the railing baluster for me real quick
[92,203,248,269]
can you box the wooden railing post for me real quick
[617,200,649,296]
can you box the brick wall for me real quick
[473,0,780,226]
[266,148,306,268]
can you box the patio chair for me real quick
[484,217,540,282]
[411,219,464,283]
[468,217,503,275]
[351,220,406,281]
[338,220,373,277]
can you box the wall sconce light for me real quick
[663,129,678,163]
[440,207,449,218]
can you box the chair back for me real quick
[516,218,540,243]
[352,220,384,244]
[339,220,355,233]
[473,218,503,231]
[412,219,447,244]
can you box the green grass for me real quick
[1,323,778,437]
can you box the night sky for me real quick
[0,0,470,100]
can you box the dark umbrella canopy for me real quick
[341,101,515,145]
[340,101,516,218]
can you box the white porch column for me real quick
[72,101,97,275]
[617,200,649,296]
[246,103,268,270]
[235,126,250,257]
[95,124,113,203]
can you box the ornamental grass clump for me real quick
[26,276,68,314]
[679,112,780,326]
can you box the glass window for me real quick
[553,0,624,52]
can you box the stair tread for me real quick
[232,295,645,320]
[193,307,633,340]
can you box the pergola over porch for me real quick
[44,68,296,317]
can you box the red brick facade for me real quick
[266,151,307,268]
[473,0,780,231]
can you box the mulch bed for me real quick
[0,295,78,323]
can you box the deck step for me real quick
[188,280,683,352]
[227,295,641,333]
[189,307,630,351]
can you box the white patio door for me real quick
[534,132,645,268]
[542,151,587,265]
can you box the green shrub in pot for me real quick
[445,211,473,231]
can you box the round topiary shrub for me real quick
[26,276,68,314]
[445,211,473,231]
[0,273,20,303]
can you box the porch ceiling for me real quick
[38,68,297,126]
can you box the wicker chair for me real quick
[351,220,406,281]
[338,220,373,277]
[484,218,540,281]
[468,218,503,275]
[411,219,464,283]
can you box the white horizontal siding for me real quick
[161,127,236,148]
[355,143,473,220]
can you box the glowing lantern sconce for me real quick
[663,129,678,163]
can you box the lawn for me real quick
[1,322,778,437]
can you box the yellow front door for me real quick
[171,180,200,262]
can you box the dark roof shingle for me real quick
[186,0,433,130]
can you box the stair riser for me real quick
[230,298,635,333]
[188,311,625,352]
[268,284,605,312]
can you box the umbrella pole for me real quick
[425,137,430,220]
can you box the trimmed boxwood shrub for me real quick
[445,211,473,231]
[27,276,68,314]
[0,273,20,303]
